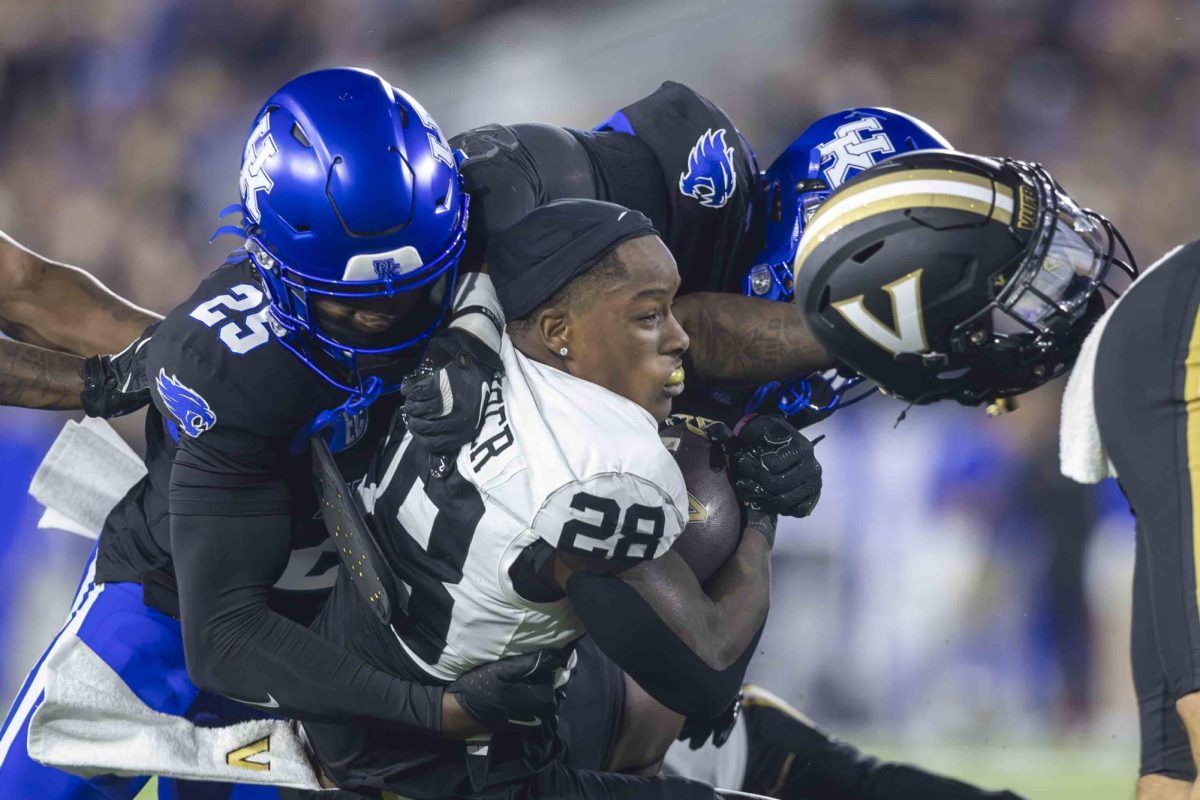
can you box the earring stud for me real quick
[559,347,569,357]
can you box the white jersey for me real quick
[360,336,688,680]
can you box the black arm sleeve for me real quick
[170,442,443,732]
[564,569,760,720]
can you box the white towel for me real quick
[27,633,328,790]
[28,418,148,539]
[1059,246,1179,483]
[1059,308,1118,483]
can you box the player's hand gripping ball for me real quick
[727,414,822,518]
[401,327,504,455]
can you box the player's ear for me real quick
[538,307,570,359]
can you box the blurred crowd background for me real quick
[1,0,1193,796]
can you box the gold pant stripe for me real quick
[1185,306,1200,618]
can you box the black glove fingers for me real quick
[755,457,821,495]
[405,414,468,440]
[773,479,822,508]
[757,444,814,475]
[400,368,438,397]
[401,394,446,420]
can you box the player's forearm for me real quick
[565,563,760,719]
[171,512,445,734]
[674,292,833,384]
[0,232,160,356]
[0,339,84,409]
[562,542,768,719]
[623,529,770,671]
[687,523,772,666]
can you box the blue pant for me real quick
[0,547,280,798]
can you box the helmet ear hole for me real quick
[437,180,454,213]
[817,285,831,312]
[852,241,884,264]
[291,123,312,148]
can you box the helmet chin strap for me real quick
[289,375,385,455]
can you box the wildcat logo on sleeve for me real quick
[155,369,217,438]
[679,128,737,209]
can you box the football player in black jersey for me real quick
[0,68,565,800]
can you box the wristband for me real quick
[450,273,505,352]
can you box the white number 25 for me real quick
[190,284,271,355]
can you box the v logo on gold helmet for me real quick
[791,150,1138,407]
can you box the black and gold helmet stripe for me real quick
[793,168,1016,282]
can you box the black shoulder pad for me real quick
[451,124,538,267]
[607,81,757,295]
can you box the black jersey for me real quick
[93,256,443,732]
[453,81,758,297]
[593,80,759,295]
[95,257,387,619]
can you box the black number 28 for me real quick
[559,492,666,561]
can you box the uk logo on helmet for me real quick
[240,112,278,223]
[817,117,896,188]
[679,128,737,209]
[156,369,216,438]
[372,257,403,280]
[409,96,455,168]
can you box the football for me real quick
[660,418,743,583]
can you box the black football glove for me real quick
[677,691,742,750]
[401,328,503,456]
[446,648,569,734]
[81,321,159,419]
[727,414,822,518]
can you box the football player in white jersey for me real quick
[301,199,821,799]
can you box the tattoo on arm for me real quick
[0,339,84,410]
[674,293,834,384]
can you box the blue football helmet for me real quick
[746,107,950,303]
[743,107,950,420]
[223,67,469,394]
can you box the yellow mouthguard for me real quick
[667,366,686,387]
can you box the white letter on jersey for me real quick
[832,269,928,355]
[240,112,278,223]
[818,117,895,188]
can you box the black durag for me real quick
[490,199,657,320]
